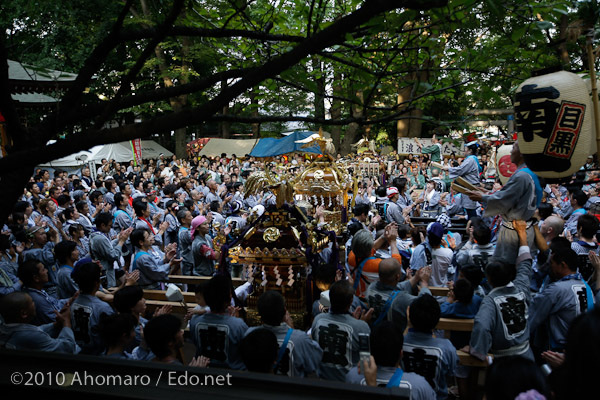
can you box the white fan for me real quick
[165,283,188,309]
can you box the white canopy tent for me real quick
[39,140,174,168]
[197,138,258,157]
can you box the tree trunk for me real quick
[340,91,364,154]
[329,69,343,155]
[250,87,260,138]
[313,57,326,123]
[140,0,189,158]
[220,80,231,138]
[174,36,191,159]
[396,85,412,137]
[174,127,187,158]
[396,82,423,138]
[396,25,434,139]
[340,122,361,155]
[556,14,571,69]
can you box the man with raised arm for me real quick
[467,141,541,264]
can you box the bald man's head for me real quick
[190,190,201,201]
[541,215,564,240]
[0,292,34,323]
[379,258,403,286]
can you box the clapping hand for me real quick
[189,356,210,368]
[227,305,241,318]
[153,304,172,317]
[417,266,432,286]
[352,306,374,323]
[124,269,140,286]
[159,221,170,233]
[384,222,398,242]
[370,214,382,227]
[541,351,565,368]
[284,310,295,328]
[165,243,177,259]
[118,227,133,243]
[565,230,573,242]
[443,234,455,250]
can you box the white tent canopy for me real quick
[40,140,174,168]
[198,138,258,157]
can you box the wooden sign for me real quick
[397,138,463,156]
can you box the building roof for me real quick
[8,59,78,98]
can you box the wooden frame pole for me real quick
[587,32,600,159]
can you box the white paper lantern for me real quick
[514,71,593,178]
[495,144,518,185]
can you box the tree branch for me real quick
[120,26,305,42]
[0,105,418,172]
[307,0,317,38]
[221,0,250,30]
[0,0,450,172]
[0,75,467,173]
[318,51,378,75]
[272,76,365,108]
[206,113,407,125]
[93,0,186,128]
[78,67,254,121]
[41,0,136,140]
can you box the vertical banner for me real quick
[130,138,142,166]
[88,161,97,182]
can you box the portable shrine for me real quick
[293,133,354,235]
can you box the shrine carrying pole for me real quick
[587,31,600,160]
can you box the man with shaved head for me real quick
[540,215,564,244]
[0,292,79,353]
[204,179,221,205]
[189,190,204,215]
[366,257,432,326]
[531,215,566,292]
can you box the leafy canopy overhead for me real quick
[0,0,597,162]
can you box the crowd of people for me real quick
[0,138,599,400]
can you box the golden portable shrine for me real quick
[227,206,313,327]
[293,154,354,235]
[224,130,351,328]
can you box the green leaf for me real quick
[485,0,503,17]
[511,27,526,42]
[418,82,433,91]
[552,7,569,16]
[535,20,553,30]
